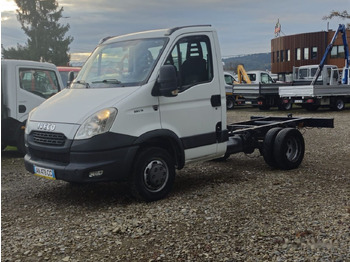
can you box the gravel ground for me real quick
[2,106,350,262]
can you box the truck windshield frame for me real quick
[72,37,168,89]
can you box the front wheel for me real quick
[129,147,175,201]
[273,128,305,170]
[226,97,235,110]
[332,98,345,111]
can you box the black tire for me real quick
[129,147,175,201]
[332,98,345,111]
[262,127,283,168]
[226,97,235,110]
[273,128,305,170]
[278,100,293,111]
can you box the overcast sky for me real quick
[1,0,349,62]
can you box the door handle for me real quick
[211,95,221,107]
[19,105,26,113]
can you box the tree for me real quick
[323,10,350,28]
[2,0,73,65]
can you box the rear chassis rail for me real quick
[225,115,334,155]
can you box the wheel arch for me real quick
[134,129,185,170]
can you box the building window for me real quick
[277,51,279,62]
[296,48,301,61]
[272,52,275,63]
[280,50,284,62]
[311,47,318,59]
[304,47,309,60]
[331,45,345,58]
[286,49,290,61]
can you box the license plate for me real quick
[34,165,56,180]
[294,100,303,103]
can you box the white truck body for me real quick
[1,59,64,153]
[24,26,333,201]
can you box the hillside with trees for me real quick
[222,53,271,73]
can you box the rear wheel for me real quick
[278,100,293,111]
[262,127,283,168]
[129,147,175,201]
[273,128,305,170]
[332,98,345,111]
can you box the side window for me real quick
[19,68,60,98]
[165,35,213,90]
[224,75,233,85]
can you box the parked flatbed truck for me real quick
[24,25,334,201]
[279,24,350,111]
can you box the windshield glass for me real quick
[72,38,167,88]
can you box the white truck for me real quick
[279,24,350,111]
[1,59,64,154]
[279,65,350,111]
[24,26,333,201]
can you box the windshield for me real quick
[72,38,167,88]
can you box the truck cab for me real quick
[247,70,275,84]
[293,65,339,85]
[1,59,64,153]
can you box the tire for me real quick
[278,100,293,111]
[332,98,345,111]
[226,97,235,110]
[273,128,305,170]
[129,147,175,201]
[262,127,283,168]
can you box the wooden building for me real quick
[271,29,350,81]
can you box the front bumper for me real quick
[24,145,139,183]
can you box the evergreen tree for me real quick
[2,0,73,65]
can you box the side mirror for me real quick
[67,71,75,86]
[158,65,178,97]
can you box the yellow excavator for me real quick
[226,65,250,109]
[235,64,251,84]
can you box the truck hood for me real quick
[30,87,138,124]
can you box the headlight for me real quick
[75,108,117,140]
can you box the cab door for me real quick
[16,67,61,122]
[158,33,224,162]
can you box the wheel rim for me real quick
[227,99,234,109]
[285,137,301,162]
[143,160,169,192]
[336,100,344,110]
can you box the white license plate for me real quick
[294,100,303,103]
[34,165,56,180]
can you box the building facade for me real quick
[271,29,350,81]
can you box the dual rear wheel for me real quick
[263,127,305,170]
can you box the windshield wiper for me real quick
[92,79,122,85]
[75,80,90,88]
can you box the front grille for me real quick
[29,148,70,163]
[32,131,66,146]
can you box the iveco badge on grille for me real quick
[37,123,56,131]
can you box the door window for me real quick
[19,68,60,98]
[165,35,213,90]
